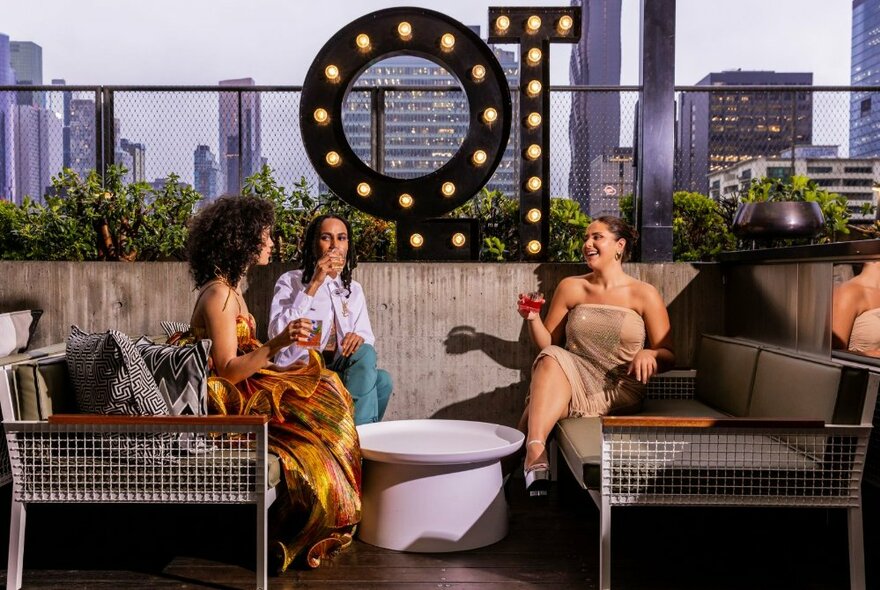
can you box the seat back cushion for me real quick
[14,357,77,420]
[66,326,168,416]
[694,335,759,416]
[748,350,841,421]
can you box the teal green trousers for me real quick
[329,343,392,425]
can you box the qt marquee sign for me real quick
[300,7,580,260]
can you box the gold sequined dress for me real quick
[849,307,880,353]
[173,314,361,571]
[536,303,646,416]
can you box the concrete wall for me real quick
[0,261,722,426]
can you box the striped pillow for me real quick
[135,336,211,416]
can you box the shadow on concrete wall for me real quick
[430,264,574,426]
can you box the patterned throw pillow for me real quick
[65,326,168,416]
[135,336,211,416]
[160,321,191,338]
[0,310,43,356]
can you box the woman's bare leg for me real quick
[525,355,572,469]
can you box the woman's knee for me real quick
[351,342,377,364]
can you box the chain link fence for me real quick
[0,85,874,220]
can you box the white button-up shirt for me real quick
[268,269,375,366]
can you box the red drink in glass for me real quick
[301,320,323,349]
[519,291,545,314]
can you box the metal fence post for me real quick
[636,0,675,261]
[237,90,244,193]
[102,87,115,183]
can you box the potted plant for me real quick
[731,175,848,242]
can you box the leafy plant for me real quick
[243,165,396,264]
[619,191,735,261]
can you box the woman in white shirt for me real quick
[269,214,392,425]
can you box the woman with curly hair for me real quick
[177,195,361,571]
[269,214,392,425]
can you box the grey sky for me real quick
[2,0,853,87]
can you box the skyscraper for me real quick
[193,144,219,200]
[69,98,96,179]
[10,41,43,108]
[49,79,72,171]
[0,34,17,201]
[341,42,519,198]
[851,0,880,156]
[677,70,813,196]
[119,139,146,183]
[14,104,61,203]
[218,78,261,195]
[567,0,622,213]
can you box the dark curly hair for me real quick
[301,214,357,294]
[593,215,639,262]
[186,195,275,288]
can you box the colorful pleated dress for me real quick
[174,313,361,571]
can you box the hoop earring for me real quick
[614,250,623,261]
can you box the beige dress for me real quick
[536,303,646,417]
[848,307,880,353]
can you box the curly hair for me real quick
[301,214,358,294]
[186,195,275,288]
[593,215,639,262]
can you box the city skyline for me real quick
[1,0,852,88]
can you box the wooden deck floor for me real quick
[2,471,878,589]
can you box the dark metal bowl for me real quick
[731,201,825,239]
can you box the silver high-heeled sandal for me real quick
[524,440,550,497]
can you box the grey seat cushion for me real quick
[695,335,760,416]
[747,350,841,421]
[556,399,726,490]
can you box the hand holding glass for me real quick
[300,319,323,349]
[518,291,545,316]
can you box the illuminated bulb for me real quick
[398,193,414,208]
[526,144,542,160]
[441,182,456,197]
[527,48,542,65]
[526,208,542,223]
[313,108,329,124]
[558,14,574,33]
[495,15,510,32]
[440,33,455,50]
[410,233,424,248]
[355,34,371,49]
[527,240,542,254]
[325,151,341,166]
[526,15,542,32]
[472,149,488,165]
[451,233,467,248]
[526,80,542,97]
[526,112,542,128]
[527,176,542,191]
[324,64,340,81]
[356,182,371,197]
[471,64,486,81]
[398,21,412,39]
[482,107,498,124]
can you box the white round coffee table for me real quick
[356,419,524,552]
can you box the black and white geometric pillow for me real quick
[160,320,191,338]
[135,336,211,416]
[65,326,168,416]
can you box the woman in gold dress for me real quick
[516,216,675,495]
[176,195,361,571]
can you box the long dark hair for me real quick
[593,215,639,262]
[186,195,275,288]
[301,214,357,293]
